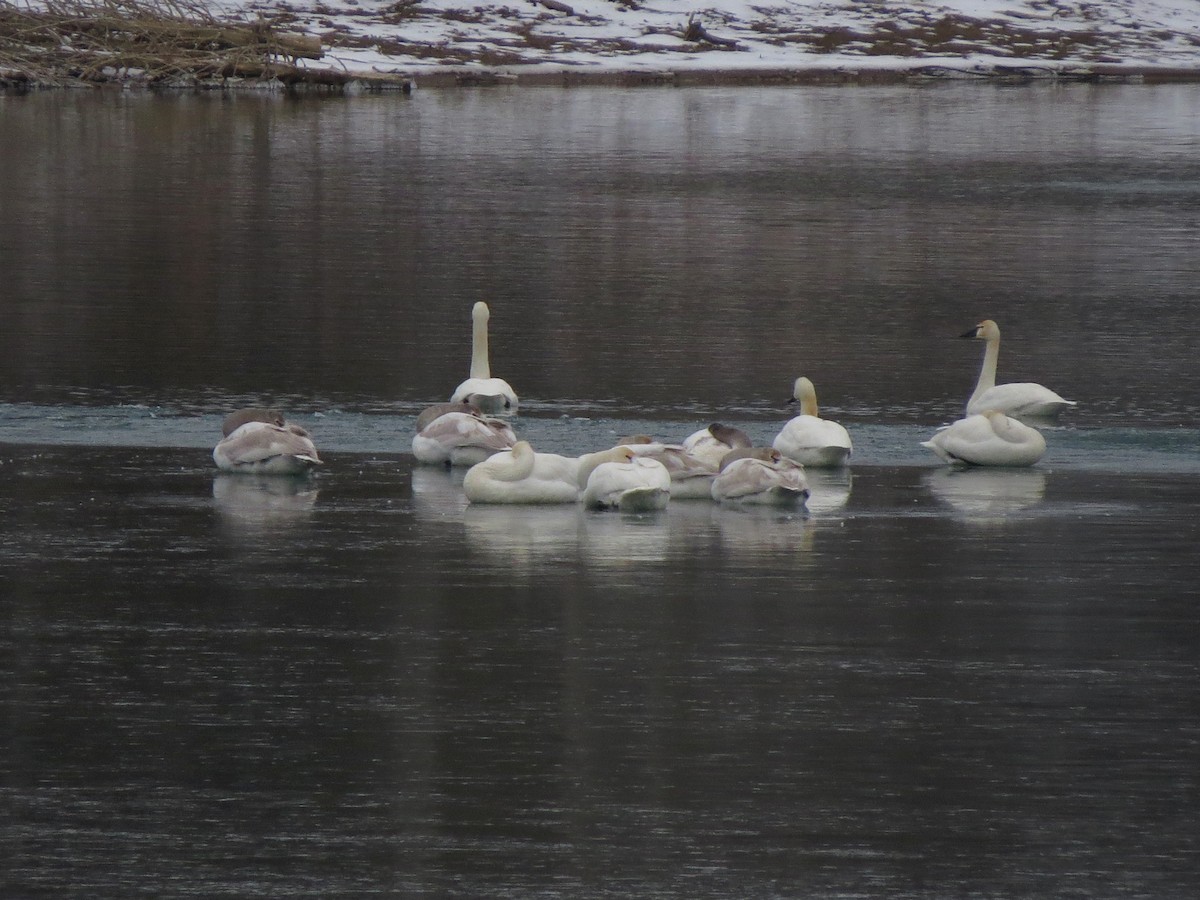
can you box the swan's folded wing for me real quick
[220,426,320,465]
[713,460,782,499]
[421,413,515,452]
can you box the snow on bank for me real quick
[212,0,1200,82]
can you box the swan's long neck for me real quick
[470,306,492,380]
[492,444,535,482]
[575,447,627,488]
[972,334,1000,403]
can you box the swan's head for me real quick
[472,301,491,322]
[961,319,1000,341]
[510,440,534,458]
[612,446,637,464]
[788,377,819,414]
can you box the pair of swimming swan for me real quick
[464,441,672,510]
[212,407,322,475]
[450,302,519,415]
[920,319,1072,468]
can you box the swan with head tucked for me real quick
[581,446,672,511]
[710,447,810,506]
[772,377,853,468]
[450,302,518,415]
[463,442,647,504]
[962,319,1075,420]
[213,409,321,475]
[922,410,1046,467]
[681,422,753,469]
[412,406,517,467]
[617,435,718,499]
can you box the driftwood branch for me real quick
[683,15,739,48]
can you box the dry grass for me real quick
[0,0,377,87]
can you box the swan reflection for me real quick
[924,467,1046,519]
[212,474,319,528]
[710,503,814,555]
[462,503,583,565]
[804,469,853,515]
[410,466,470,519]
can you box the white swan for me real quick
[681,422,752,469]
[710,447,810,506]
[412,407,516,467]
[463,442,642,505]
[618,435,718,499]
[772,377,853,468]
[962,319,1075,420]
[450,301,518,415]
[581,449,672,512]
[922,410,1046,467]
[213,419,322,475]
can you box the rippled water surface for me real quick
[2,84,1199,897]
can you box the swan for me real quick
[221,406,292,436]
[922,410,1046,467]
[962,319,1075,420]
[450,301,518,415]
[710,447,810,506]
[213,419,322,475]
[581,448,672,512]
[463,443,642,505]
[617,435,718,499]
[681,422,753,469]
[414,399,482,433]
[772,377,853,468]
[463,441,582,504]
[412,407,517,467]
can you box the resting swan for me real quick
[464,442,659,506]
[962,319,1075,420]
[772,377,853,468]
[580,448,672,512]
[450,302,518,415]
[922,410,1046,467]
[213,412,322,475]
[412,406,516,467]
[617,435,718,499]
[710,447,809,506]
[681,423,753,469]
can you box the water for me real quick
[2,84,1199,897]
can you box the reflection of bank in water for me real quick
[924,468,1046,521]
[212,474,319,528]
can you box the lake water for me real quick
[1,84,1199,897]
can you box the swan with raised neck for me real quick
[450,302,519,415]
[962,319,1075,421]
[773,377,853,468]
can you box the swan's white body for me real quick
[464,441,582,504]
[963,319,1075,420]
[450,302,518,415]
[710,448,809,506]
[922,410,1046,467]
[622,439,718,499]
[412,410,517,467]
[681,423,753,469]
[464,444,646,505]
[213,420,322,475]
[773,377,853,468]
[581,454,672,512]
